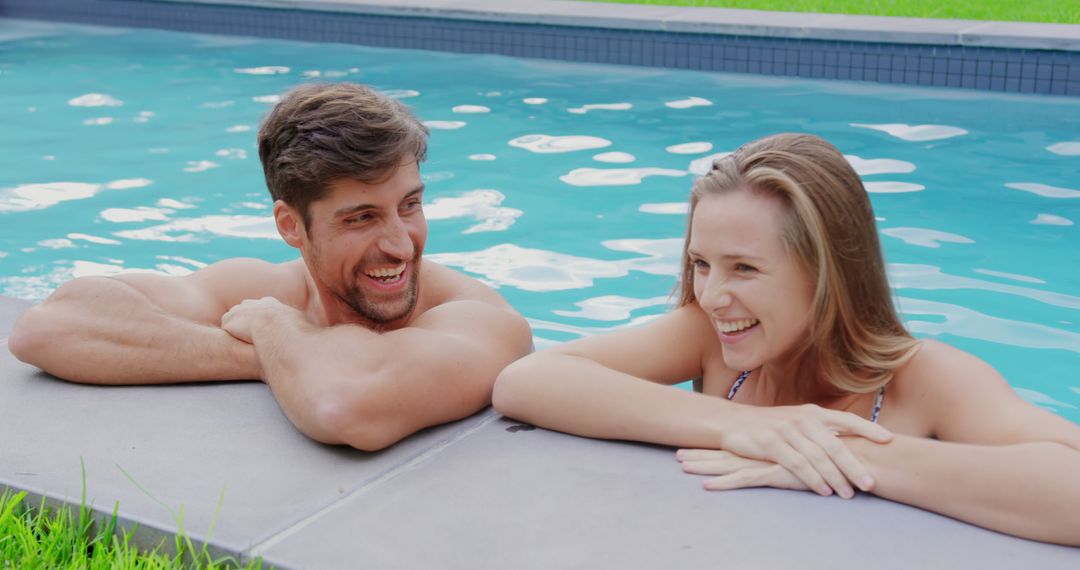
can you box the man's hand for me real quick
[221,297,299,344]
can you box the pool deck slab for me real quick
[1,294,1078,567]
[164,0,1080,51]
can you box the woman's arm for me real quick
[494,304,895,497]
[857,341,1080,544]
[680,341,1080,545]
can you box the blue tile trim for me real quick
[1,0,1078,97]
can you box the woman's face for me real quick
[689,190,815,372]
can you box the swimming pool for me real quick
[1,18,1078,422]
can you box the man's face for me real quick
[300,160,427,326]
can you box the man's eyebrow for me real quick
[401,185,425,202]
[331,185,426,218]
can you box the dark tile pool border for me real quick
[1,0,1078,96]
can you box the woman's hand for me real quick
[677,449,812,493]
[708,404,890,498]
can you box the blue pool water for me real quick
[1,19,1078,422]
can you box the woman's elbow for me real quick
[492,356,540,419]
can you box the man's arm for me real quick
[8,259,294,384]
[221,297,533,451]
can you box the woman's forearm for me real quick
[854,435,1080,546]
[494,352,731,448]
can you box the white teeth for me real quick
[366,262,406,278]
[717,319,758,333]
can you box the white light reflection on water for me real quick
[423,121,467,130]
[114,215,277,242]
[1005,182,1080,199]
[429,238,680,292]
[560,168,687,187]
[899,297,1080,353]
[972,269,1046,284]
[452,105,490,114]
[68,233,120,245]
[1031,214,1073,226]
[666,142,713,155]
[593,152,635,163]
[68,93,122,107]
[0,179,152,212]
[553,295,671,321]
[844,155,916,175]
[1047,142,1080,156]
[509,134,612,154]
[233,66,290,75]
[424,190,522,234]
[850,123,968,141]
[101,207,173,223]
[881,227,974,248]
[568,103,632,114]
[639,202,688,215]
[864,181,925,194]
[183,160,220,173]
[889,264,1080,310]
[665,97,712,109]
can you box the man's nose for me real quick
[378,215,414,260]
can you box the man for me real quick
[9,83,533,451]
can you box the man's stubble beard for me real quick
[341,260,420,324]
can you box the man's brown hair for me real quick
[258,83,428,227]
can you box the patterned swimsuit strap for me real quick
[727,370,887,424]
[725,370,752,400]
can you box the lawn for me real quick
[581,0,1080,24]
[0,489,259,569]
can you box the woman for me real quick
[493,133,1080,545]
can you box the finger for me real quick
[675,449,732,462]
[822,410,893,443]
[762,437,832,497]
[681,456,764,476]
[785,428,854,499]
[804,423,875,493]
[703,465,800,492]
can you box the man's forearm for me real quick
[854,435,1080,545]
[9,277,259,383]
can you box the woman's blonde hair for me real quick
[677,133,918,395]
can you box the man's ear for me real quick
[273,200,305,248]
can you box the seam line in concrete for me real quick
[245,412,501,557]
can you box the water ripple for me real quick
[900,297,1080,353]
[889,263,1080,310]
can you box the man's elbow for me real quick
[8,306,53,365]
[309,388,407,452]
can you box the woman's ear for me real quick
[273,200,305,248]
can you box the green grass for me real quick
[580,0,1080,24]
[0,489,260,569]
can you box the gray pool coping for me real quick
[2,294,1079,568]
[159,0,1080,51]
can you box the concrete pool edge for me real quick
[1,0,1079,96]
[160,0,1080,52]
[2,293,1079,568]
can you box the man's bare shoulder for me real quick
[417,258,512,310]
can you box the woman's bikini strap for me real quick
[725,370,752,400]
[726,370,887,424]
